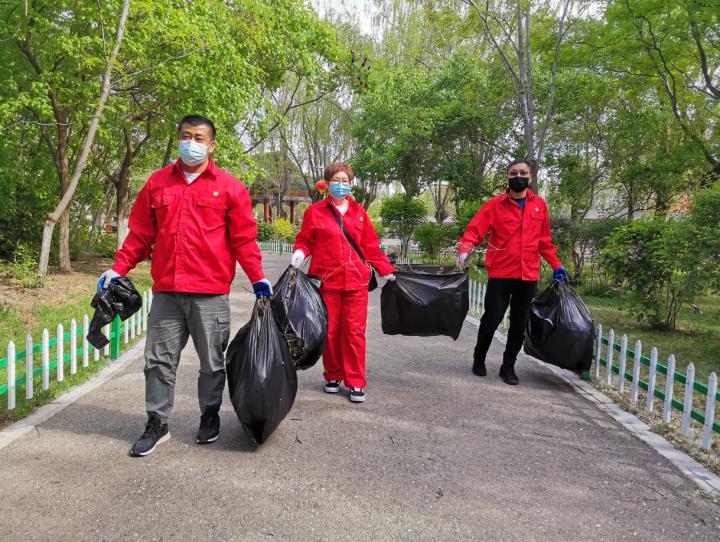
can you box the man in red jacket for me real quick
[97,115,272,456]
[457,159,568,385]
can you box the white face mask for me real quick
[178,140,208,166]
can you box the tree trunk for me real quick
[116,178,131,250]
[115,129,135,250]
[162,134,174,167]
[57,129,72,272]
[88,185,114,249]
[37,0,130,279]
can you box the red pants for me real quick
[321,289,369,388]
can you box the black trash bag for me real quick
[523,281,594,372]
[226,298,298,444]
[381,264,469,340]
[87,277,142,349]
[271,266,328,370]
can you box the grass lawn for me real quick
[579,290,720,384]
[0,257,153,426]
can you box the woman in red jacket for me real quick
[291,163,395,403]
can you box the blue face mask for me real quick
[178,140,208,166]
[329,182,351,199]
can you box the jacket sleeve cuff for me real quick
[293,243,310,257]
[246,269,265,284]
[458,241,474,254]
[374,262,395,276]
[111,263,130,277]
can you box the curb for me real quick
[0,339,146,451]
[465,315,720,495]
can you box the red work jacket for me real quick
[294,197,394,292]
[458,190,562,281]
[112,159,264,294]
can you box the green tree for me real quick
[598,0,720,181]
[380,194,427,255]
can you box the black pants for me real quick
[474,278,537,368]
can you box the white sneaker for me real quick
[324,380,341,393]
[349,388,365,403]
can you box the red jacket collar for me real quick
[322,195,358,209]
[172,157,218,179]
[502,188,536,203]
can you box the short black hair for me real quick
[506,159,531,175]
[177,115,216,140]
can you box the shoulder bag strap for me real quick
[327,204,367,263]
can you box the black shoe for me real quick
[129,414,170,457]
[349,388,365,403]
[472,359,487,377]
[499,365,519,385]
[196,406,220,444]
[324,380,341,394]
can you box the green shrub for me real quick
[600,217,702,330]
[272,218,295,242]
[257,222,275,242]
[91,232,118,258]
[456,199,485,231]
[413,223,459,259]
[1,243,42,288]
[372,218,385,240]
[257,219,296,243]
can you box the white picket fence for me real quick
[257,241,294,254]
[594,324,718,450]
[1,290,152,411]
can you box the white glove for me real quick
[290,249,305,268]
[381,274,396,281]
[97,268,121,291]
[456,252,469,270]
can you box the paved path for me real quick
[1,255,718,541]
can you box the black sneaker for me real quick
[472,359,487,377]
[196,406,220,444]
[129,414,170,457]
[324,380,341,394]
[499,365,519,385]
[349,388,365,403]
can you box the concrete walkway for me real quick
[1,255,718,541]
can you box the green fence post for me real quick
[110,315,121,360]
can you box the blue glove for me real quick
[553,267,568,283]
[97,268,121,291]
[252,279,273,298]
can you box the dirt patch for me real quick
[0,257,151,331]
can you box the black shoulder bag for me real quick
[327,205,378,292]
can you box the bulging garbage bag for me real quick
[523,281,594,372]
[381,264,469,340]
[271,266,328,370]
[226,298,298,444]
[87,277,142,349]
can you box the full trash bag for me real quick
[523,281,594,372]
[271,266,328,370]
[381,264,469,340]
[87,277,142,349]
[226,298,298,444]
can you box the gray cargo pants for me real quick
[144,292,230,422]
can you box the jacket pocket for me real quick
[150,193,177,225]
[196,195,227,228]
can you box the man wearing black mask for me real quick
[456,159,568,385]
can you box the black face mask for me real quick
[508,176,529,193]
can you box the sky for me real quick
[312,0,381,37]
